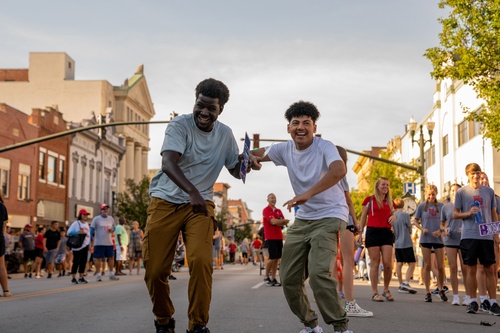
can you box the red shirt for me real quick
[228,243,237,253]
[263,205,284,240]
[251,239,262,249]
[362,195,394,229]
[35,233,44,250]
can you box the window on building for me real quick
[59,159,65,186]
[81,163,86,199]
[72,161,77,197]
[458,119,481,146]
[424,145,436,169]
[17,163,30,200]
[89,167,94,201]
[47,155,57,183]
[0,157,10,197]
[442,134,449,157]
[39,150,46,180]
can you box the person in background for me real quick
[414,184,447,303]
[453,164,499,316]
[128,221,144,275]
[392,198,417,295]
[441,184,466,306]
[55,230,68,277]
[115,216,129,276]
[251,236,262,266]
[68,209,91,284]
[359,177,396,303]
[241,238,250,265]
[228,239,237,264]
[19,224,36,278]
[335,146,373,317]
[33,227,45,278]
[43,220,61,279]
[0,192,11,297]
[262,193,288,287]
[213,227,222,270]
[91,203,119,282]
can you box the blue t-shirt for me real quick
[149,114,240,203]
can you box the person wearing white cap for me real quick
[90,203,119,281]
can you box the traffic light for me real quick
[253,133,260,149]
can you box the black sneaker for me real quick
[267,279,281,287]
[168,275,177,280]
[187,325,210,333]
[481,299,491,312]
[467,301,479,314]
[29,273,32,278]
[431,287,439,295]
[24,273,28,278]
[71,278,78,284]
[424,293,432,302]
[78,277,88,284]
[439,290,448,302]
[263,277,271,283]
[47,273,52,279]
[154,318,175,333]
[489,302,500,316]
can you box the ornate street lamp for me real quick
[409,117,435,201]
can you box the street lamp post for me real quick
[408,117,435,202]
[111,182,117,217]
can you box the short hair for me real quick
[284,101,320,122]
[195,78,230,109]
[119,216,126,225]
[394,197,404,209]
[465,163,481,174]
[51,220,58,226]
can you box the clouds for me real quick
[1,0,444,220]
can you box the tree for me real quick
[425,0,500,148]
[116,176,151,230]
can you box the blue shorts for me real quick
[93,245,114,259]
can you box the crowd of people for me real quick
[3,205,146,286]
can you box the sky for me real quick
[1,1,445,221]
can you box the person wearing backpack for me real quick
[67,209,91,284]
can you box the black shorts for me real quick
[460,239,496,266]
[35,248,44,258]
[242,252,248,258]
[24,249,36,261]
[395,247,416,263]
[267,240,283,260]
[365,227,394,248]
[0,236,5,257]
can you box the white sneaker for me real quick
[344,300,373,317]
[96,275,102,282]
[299,325,323,333]
[452,296,460,306]
[334,331,353,333]
[462,295,471,306]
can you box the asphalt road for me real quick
[1,264,498,333]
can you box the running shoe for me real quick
[398,282,417,294]
[489,302,500,316]
[299,325,323,333]
[424,293,432,302]
[481,299,491,312]
[466,301,479,314]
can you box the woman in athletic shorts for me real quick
[414,184,447,303]
[359,177,396,302]
[441,184,466,306]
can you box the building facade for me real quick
[0,52,155,191]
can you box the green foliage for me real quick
[116,176,151,230]
[234,224,252,243]
[425,0,500,148]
